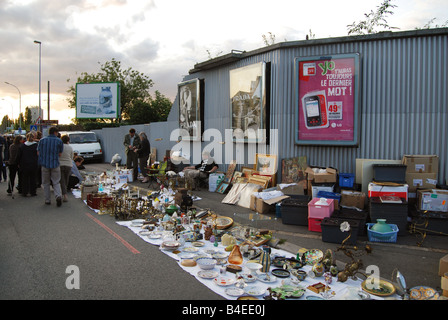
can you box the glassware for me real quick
[228,245,243,265]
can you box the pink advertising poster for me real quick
[295,54,360,146]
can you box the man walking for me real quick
[37,126,64,206]
[123,128,141,182]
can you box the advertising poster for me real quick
[76,82,120,119]
[229,62,267,143]
[178,78,201,141]
[295,54,360,146]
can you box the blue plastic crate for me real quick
[339,173,355,188]
[366,223,399,243]
[317,191,341,202]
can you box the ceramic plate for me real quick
[244,286,266,296]
[303,249,323,265]
[197,270,219,279]
[239,273,257,283]
[192,241,205,247]
[215,217,234,229]
[178,252,196,259]
[271,269,290,278]
[213,277,236,286]
[225,288,245,297]
[148,233,161,239]
[409,286,439,300]
[257,273,277,283]
[361,279,396,297]
[212,252,229,259]
[183,247,199,253]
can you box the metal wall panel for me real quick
[94,29,447,185]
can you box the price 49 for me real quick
[327,101,342,120]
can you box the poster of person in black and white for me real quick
[178,79,200,141]
[230,62,266,143]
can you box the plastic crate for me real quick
[366,223,399,243]
[281,195,310,226]
[308,218,323,232]
[308,198,334,219]
[339,173,355,188]
[317,191,341,202]
[372,164,407,183]
[321,218,359,245]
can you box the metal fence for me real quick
[93,28,448,185]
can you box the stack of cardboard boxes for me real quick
[402,155,439,198]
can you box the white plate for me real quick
[225,288,245,297]
[244,286,266,296]
[178,252,196,259]
[148,233,161,239]
[257,273,277,283]
[183,247,199,253]
[239,273,257,283]
[213,277,236,287]
[192,241,205,247]
[197,270,219,279]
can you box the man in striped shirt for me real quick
[37,126,64,207]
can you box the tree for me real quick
[127,90,172,124]
[66,59,156,124]
[347,0,399,35]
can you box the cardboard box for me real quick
[340,190,366,210]
[402,155,439,174]
[80,184,99,201]
[250,194,290,214]
[417,189,448,212]
[277,183,305,195]
[405,172,438,192]
[306,167,337,183]
[439,254,448,277]
[114,169,133,183]
[368,182,409,201]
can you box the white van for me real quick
[59,131,103,163]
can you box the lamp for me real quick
[34,40,42,126]
[4,82,21,129]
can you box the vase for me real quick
[228,245,243,265]
[259,246,271,273]
[371,219,393,233]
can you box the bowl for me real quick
[196,258,217,270]
[245,262,263,273]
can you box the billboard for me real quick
[295,54,361,146]
[76,82,120,119]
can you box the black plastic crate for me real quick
[321,218,359,245]
[280,195,310,226]
[372,164,407,183]
[331,208,368,236]
[369,197,409,235]
[412,210,448,235]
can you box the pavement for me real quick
[88,162,448,292]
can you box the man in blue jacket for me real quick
[37,126,64,206]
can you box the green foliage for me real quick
[416,18,448,29]
[127,90,172,124]
[262,32,276,46]
[66,58,159,123]
[347,0,399,35]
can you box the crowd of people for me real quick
[0,126,84,207]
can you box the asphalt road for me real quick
[1,162,447,301]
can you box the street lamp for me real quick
[34,40,42,127]
[4,82,21,129]
[1,98,13,128]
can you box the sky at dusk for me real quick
[1,0,447,124]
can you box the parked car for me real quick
[59,131,103,163]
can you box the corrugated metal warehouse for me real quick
[95,27,447,188]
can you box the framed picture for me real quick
[216,181,230,194]
[295,53,361,146]
[231,171,242,184]
[248,175,270,189]
[224,160,237,183]
[241,166,257,177]
[178,78,203,141]
[281,156,307,183]
[254,154,278,176]
[229,62,269,143]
